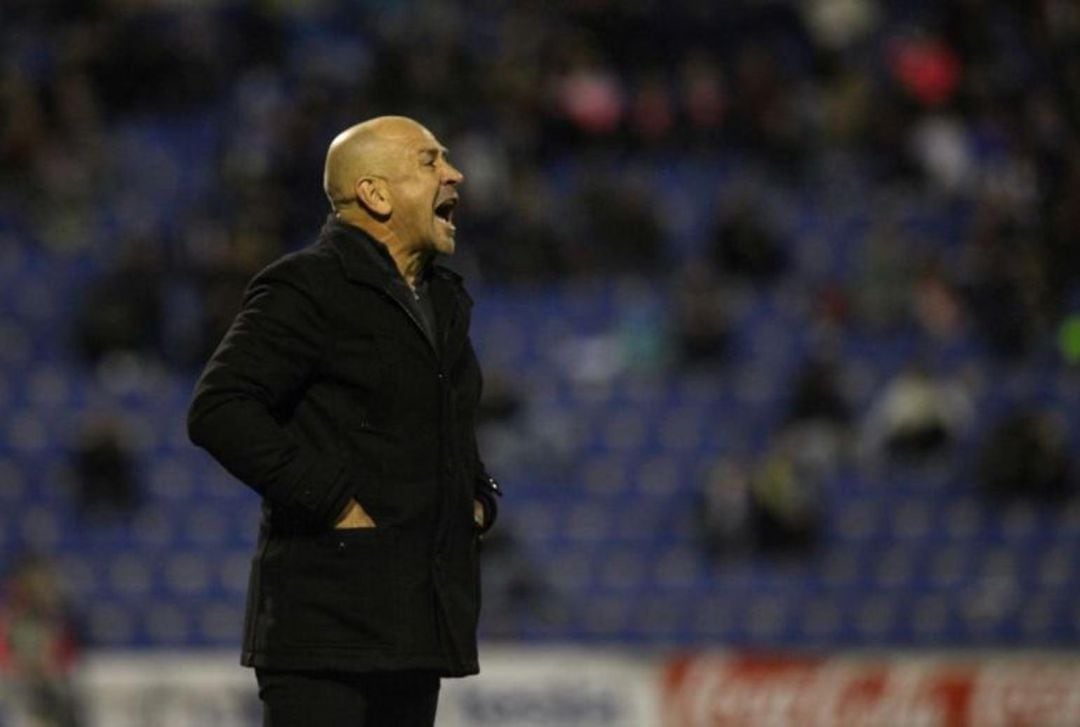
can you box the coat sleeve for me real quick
[187,259,356,528]
[467,345,502,534]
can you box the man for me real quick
[188,116,500,726]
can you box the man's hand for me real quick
[334,498,376,529]
[474,499,485,529]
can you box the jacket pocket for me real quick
[278,528,398,649]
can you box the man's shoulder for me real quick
[253,239,343,290]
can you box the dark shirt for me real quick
[352,222,438,348]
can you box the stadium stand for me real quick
[1,0,1078,662]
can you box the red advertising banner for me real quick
[662,652,1080,727]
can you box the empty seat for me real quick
[581,453,632,497]
[694,596,737,640]
[635,455,684,496]
[563,502,612,543]
[631,596,684,641]
[877,546,921,590]
[164,552,211,597]
[546,547,593,592]
[0,456,26,503]
[579,595,631,638]
[819,548,863,590]
[148,457,195,501]
[198,601,245,645]
[27,367,72,410]
[926,545,973,589]
[143,601,192,644]
[908,594,950,641]
[1017,596,1060,643]
[20,505,61,550]
[595,549,647,593]
[57,553,98,600]
[835,499,881,543]
[741,595,789,642]
[600,409,649,452]
[891,499,933,541]
[87,601,137,646]
[1038,547,1072,589]
[6,411,49,455]
[999,502,1038,544]
[855,594,898,641]
[655,407,706,454]
[943,499,983,541]
[217,551,253,597]
[651,546,702,590]
[185,505,229,547]
[108,552,155,599]
[799,597,843,641]
[611,500,664,542]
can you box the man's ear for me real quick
[357,177,392,218]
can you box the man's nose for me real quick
[444,163,464,186]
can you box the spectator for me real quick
[748,442,825,557]
[912,258,965,343]
[787,355,851,426]
[672,261,732,366]
[71,417,140,519]
[696,457,754,558]
[477,524,552,635]
[959,203,1052,360]
[73,244,164,367]
[707,199,788,285]
[978,409,1074,503]
[852,221,919,332]
[861,363,974,463]
[575,177,667,275]
[779,355,853,476]
[0,555,82,727]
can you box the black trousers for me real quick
[255,669,440,727]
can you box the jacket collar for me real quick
[320,214,465,293]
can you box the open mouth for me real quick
[434,197,457,228]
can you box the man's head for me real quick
[324,116,463,257]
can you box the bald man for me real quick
[188,116,500,726]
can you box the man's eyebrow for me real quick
[418,146,450,160]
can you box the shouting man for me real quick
[188,116,500,726]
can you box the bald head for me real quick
[321,116,464,269]
[323,116,434,210]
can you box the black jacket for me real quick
[188,217,497,676]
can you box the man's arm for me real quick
[469,401,501,534]
[187,261,357,528]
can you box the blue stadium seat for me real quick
[581,453,632,497]
[164,551,212,598]
[0,154,1076,652]
[108,552,155,600]
[86,600,137,646]
[216,550,253,598]
[563,501,613,543]
[197,601,245,645]
[142,600,193,645]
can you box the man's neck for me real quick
[336,210,430,287]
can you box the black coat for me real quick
[188,217,492,677]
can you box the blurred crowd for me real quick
[2,0,1079,614]
[4,0,1078,355]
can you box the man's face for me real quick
[386,125,464,256]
